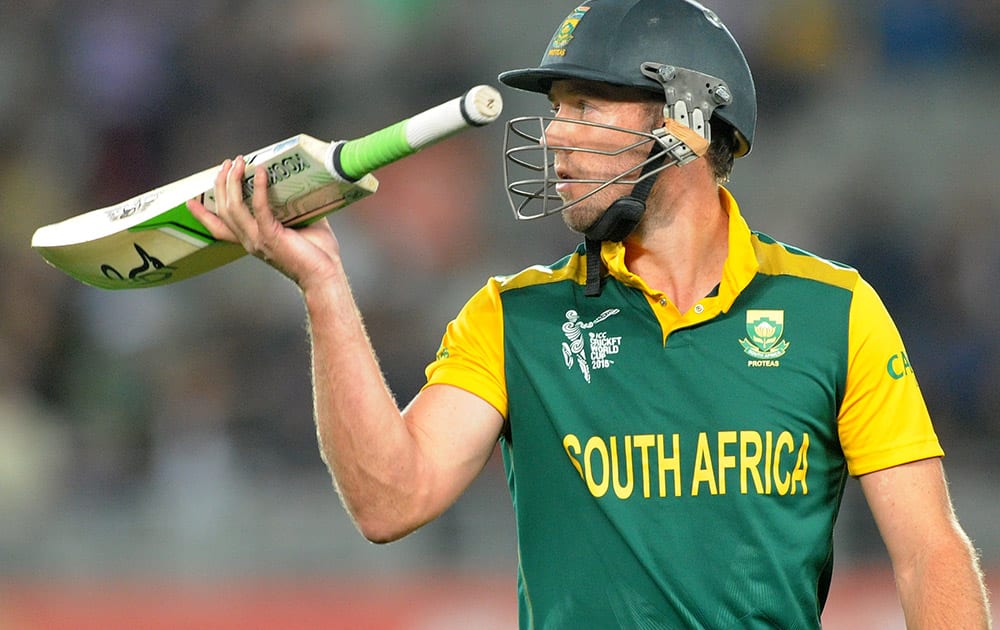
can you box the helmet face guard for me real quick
[504,116,667,221]
[503,63,732,221]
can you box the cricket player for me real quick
[190,0,991,626]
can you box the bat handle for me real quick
[325,84,503,182]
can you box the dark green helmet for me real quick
[499,0,756,156]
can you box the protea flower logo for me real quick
[740,310,789,361]
[548,6,590,56]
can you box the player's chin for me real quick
[560,202,605,234]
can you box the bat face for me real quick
[31,135,378,290]
[34,213,247,289]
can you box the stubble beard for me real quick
[558,177,642,235]
[560,198,605,234]
[558,162,658,236]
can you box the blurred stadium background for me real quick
[1,1,998,627]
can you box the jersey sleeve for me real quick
[838,278,944,476]
[423,278,508,418]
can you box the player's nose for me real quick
[542,116,575,150]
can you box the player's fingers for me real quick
[223,156,248,216]
[213,159,232,214]
[221,156,261,240]
[249,165,287,260]
[224,155,245,199]
[251,165,276,227]
[187,196,238,242]
[212,157,252,236]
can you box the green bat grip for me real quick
[337,120,413,181]
[327,84,503,183]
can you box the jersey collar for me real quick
[600,186,759,316]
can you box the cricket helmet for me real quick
[499,0,756,157]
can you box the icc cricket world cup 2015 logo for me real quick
[562,308,621,383]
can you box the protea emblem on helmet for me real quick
[548,6,590,56]
[740,310,789,360]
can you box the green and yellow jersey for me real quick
[424,188,942,628]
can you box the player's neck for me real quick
[624,178,728,314]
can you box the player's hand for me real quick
[188,156,342,292]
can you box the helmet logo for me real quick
[548,6,591,57]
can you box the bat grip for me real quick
[326,84,503,182]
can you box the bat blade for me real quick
[31,134,378,290]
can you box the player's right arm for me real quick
[304,280,504,542]
[189,157,505,542]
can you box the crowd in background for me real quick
[2,0,999,581]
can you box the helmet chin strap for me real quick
[582,143,667,297]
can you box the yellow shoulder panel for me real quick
[752,234,858,291]
[495,250,587,294]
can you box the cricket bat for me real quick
[31,85,503,290]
